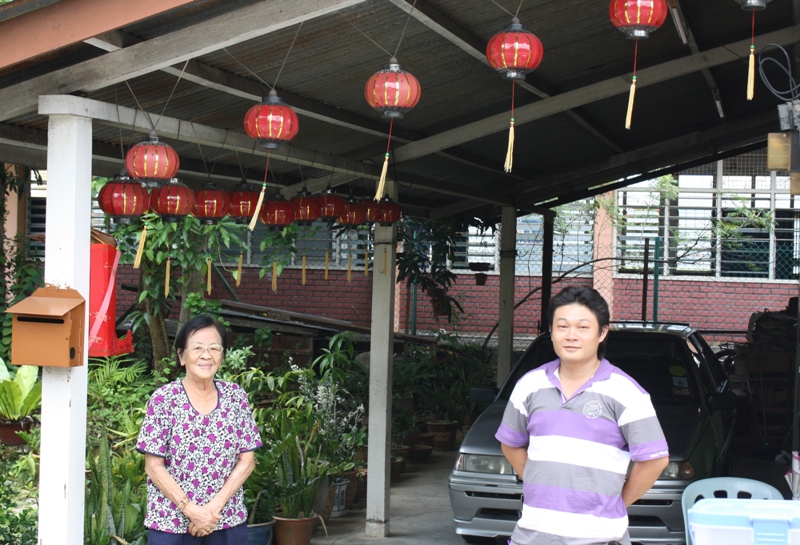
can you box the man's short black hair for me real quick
[548,287,610,358]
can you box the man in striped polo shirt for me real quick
[496,287,669,545]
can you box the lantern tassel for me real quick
[365,248,369,277]
[325,249,330,280]
[249,153,271,231]
[206,256,212,294]
[302,254,307,285]
[383,247,387,275]
[347,254,352,282]
[164,257,171,298]
[236,251,243,287]
[504,120,515,173]
[133,225,147,269]
[374,119,394,200]
[272,260,278,293]
[747,45,755,101]
[625,76,636,130]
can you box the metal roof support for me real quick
[497,207,517,386]
[36,94,93,545]
[366,180,398,537]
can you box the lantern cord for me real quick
[272,21,303,89]
[365,247,369,277]
[223,48,270,87]
[133,225,147,269]
[375,119,394,200]
[164,257,171,297]
[504,81,516,173]
[206,256,212,295]
[155,60,189,131]
[125,81,156,132]
[747,12,756,101]
[489,0,514,17]
[393,0,418,58]
[337,13,392,57]
[325,249,330,280]
[514,0,524,18]
[272,260,278,293]
[249,152,271,231]
[302,254,307,285]
[236,251,243,287]
[625,39,639,130]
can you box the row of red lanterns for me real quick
[97,172,402,227]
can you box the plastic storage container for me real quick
[689,499,800,545]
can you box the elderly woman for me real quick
[136,315,262,543]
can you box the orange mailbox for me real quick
[6,285,85,367]
[88,242,133,357]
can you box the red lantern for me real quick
[243,89,300,150]
[291,189,321,225]
[609,0,667,129]
[361,199,381,224]
[338,198,366,227]
[486,18,544,80]
[609,0,668,39]
[125,131,180,187]
[193,182,230,224]
[259,195,295,229]
[97,169,150,224]
[319,188,345,219]
[377,197,402,226]
[228,180,260,224]
[149,179,195,222]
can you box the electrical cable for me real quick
[758,43,800,101]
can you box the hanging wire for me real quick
[490,0,514,17]
[758,44,800,101]
[337,13,393,57]
[272,21,303,89]
[223,48,271,87]
[514,0,524,18]
[113,86,126,163]
[155,60,190,131]
[221,21,303,90]
[125,81,156,132]
[393,0,418,58]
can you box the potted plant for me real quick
[243,447,279,545]
[0,357,41,445]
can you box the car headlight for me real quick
[455,454,516,475]
[659,461,695,480]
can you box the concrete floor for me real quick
[309,440,796,545]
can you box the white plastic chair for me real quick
[681,476,783,545]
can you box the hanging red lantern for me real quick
[361,199,381,224]
[486,18,543,173]
[149,178,195,222]
[259,195,295,229]
[193,182,230,224]
[125,131,181,188]
[609,0,668,129]
[734,0,772,100]
[377,196,402,226]
[228,180,260,224]
[319,188,346,219]
[364,57,421,201]
[291,189,321,225]
[97,168,150,224]
[243,89,300,150]
[338,198,366,227]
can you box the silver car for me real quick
[449,323,737,545]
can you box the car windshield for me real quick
[500,331,698,405]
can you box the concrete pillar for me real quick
[365,181,397,537]
[37,96,92,545]
[497,206,516,386]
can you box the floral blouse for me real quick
[136,380,262,533]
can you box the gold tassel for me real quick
[625,76,636,130]
[374,153,389,200]
[504,120,514,173]
[248,183,267,231]
[347,254,352,282]
[133,225,147,269]
[164,257,171,297]
[364,248,369,276]
[206,256,212,294]
[383,247,387,275]
[325,250,329,280]
[271,260,278,292]
[747,46,755,101]
[236,251,243,287]
[302,254,307,285]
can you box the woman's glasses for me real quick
[186,343,224,357]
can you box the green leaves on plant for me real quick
[0,359,40,421]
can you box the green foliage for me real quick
[258,224,300,279]
[183,292,229,327]
[0,480,37,545]
[273,412,326,519]
[244,444,281,524]
[0,357,41,421]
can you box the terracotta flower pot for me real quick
[0,419,33,446]
[344,470,358,509]
[426,420,459,450]
[273,514,317,545]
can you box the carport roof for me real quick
[0,0,796,220]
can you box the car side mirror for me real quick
[471,385,498,405]
[707,390,737,411]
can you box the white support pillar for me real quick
[365,182,398,537]
[37,96,92,545]
[497,207,516,386]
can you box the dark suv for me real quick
[448,323,737,545]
